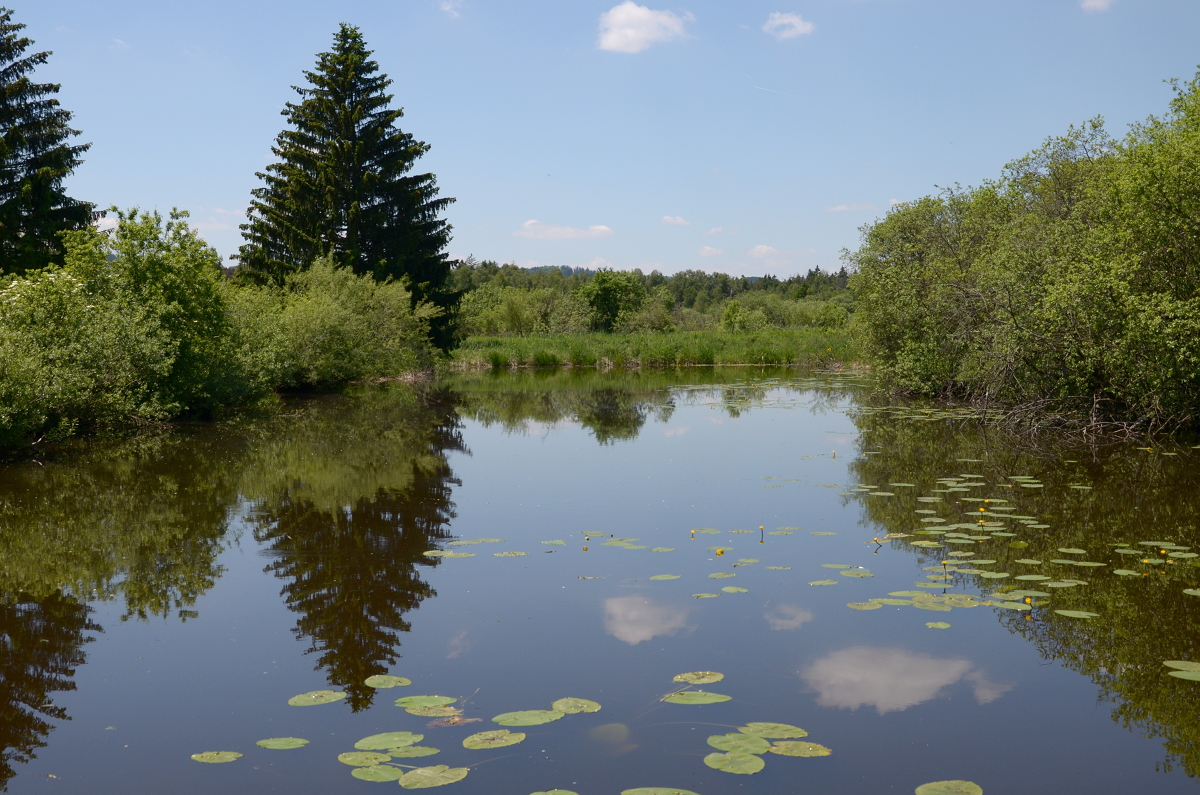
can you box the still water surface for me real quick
[3,368,1200,794]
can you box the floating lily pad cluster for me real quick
[702,722,831,775]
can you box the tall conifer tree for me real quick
[239,25,457,346]
[0,8,95,276]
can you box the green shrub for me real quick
[274,258,438,387]
[848,72,1200,424]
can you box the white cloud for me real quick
[802,647,1012,714]
[749,244,779,258]
[514,220,614,240]
[698,245,723,257]
[763,12,814,40]
[1080,0,1115,11]
[663,425,691,437]
[826,203,878,212]
[93,216,118,231]
[662,215,690,226]
[439,0,463,17]
[764,604,814,631]
[110,38,129,50]
[703,225,731,235]
[598,2,693,54]
[603,597,689,644]
[889,198,904,207]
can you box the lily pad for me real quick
[693,528,720,534]
[822,564,852,569]
[703,752,764,774]
[406,705,462,717]
[552,697,601,714]
[442,552,475,559]
[621,790,702,795]
[1113,569,1141,576]
[365,675,412,689]
[707,733,771,754]
[926,622,951,629]
[915,782,983,795]
[356,732,423,750]
[541,540,566,545]
[1014,575,1051,581]
[256,737,308,750]
[848,601,882,610]
[873,598,914,606]
[708,572,735,579]
[841,570,875,578]
[353,766,406,782]
[913,602,952,612]
[977,572,1010,579]
[809,531,836,536]
[390,746,441,758]
[494,551,528,557]
[765,566,791,570]
[288,689,345,707]
[809,580,838,586]
[674,671,724,684]
[1168,671,1200,681]
[693,593,719,598]
[649,574,681,580]
[493,710,565,726]
[191,751,242,763]
[1054,610,1099,619]
[530,791,579,795]
[722,586,749,593]
[463,729,525,749]
[339,751,391,766]
[1058,548,1087,555]
[1184,589,1200,597]
[738,722,808,738]
[398,766,469,789]
[395,696,456,708]
[651,547,675,552]
[768,741,832,757]
[1170,552,1200,559]
[663,691,731,705]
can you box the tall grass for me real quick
[450,328,853,369]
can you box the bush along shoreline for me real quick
[848,72,1200,433]
[0,210,439,451]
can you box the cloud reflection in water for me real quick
[802,646,1012,714]
[603,596,690,645]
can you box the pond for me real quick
[2,368,1200,795]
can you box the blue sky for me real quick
[25,0,1200,277]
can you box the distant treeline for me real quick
[450,258,853,337]
[849,72,1200,428]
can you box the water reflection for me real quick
[848,407,1200,771]
[602,597,690,645]
[0,594,98,789]
[803,647,1009,714]
[246,387,465,711]
[764,604,815,631]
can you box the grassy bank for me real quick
[449,328,854,369]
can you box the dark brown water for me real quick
[2,368,1200,795]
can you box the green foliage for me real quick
[849,73,1200,425]
[456,283,590,336]
[273,258,439,388]
[577,269,647,332]
[237,24,456,347]
[0,8,96,276]
[0,211,437,450]
[450,259,853,338]
[451,329,851,370]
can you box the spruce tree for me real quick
[0,8,95,276]
[239,24,457,347]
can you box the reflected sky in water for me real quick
[2,368,1199,794]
